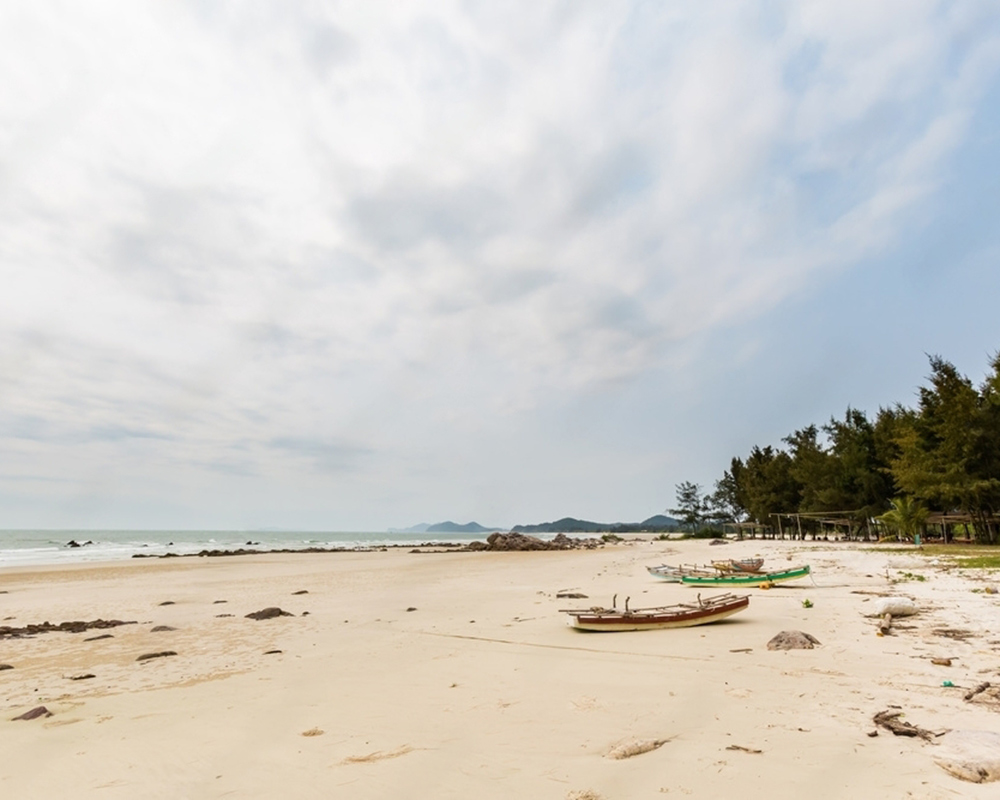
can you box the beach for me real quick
[2,538,999,798]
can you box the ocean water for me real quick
[0,529,490,568]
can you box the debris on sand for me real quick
[292,590,309,595]
[934,730,1000,783]
[245,607,294,620]
[12,706,52,721]
[0,664,12,671]
[70,673,96,681]
[726,744,763,754]
[606,738,670,759]
[556,591,588,599]
[767,631,821,650]
[341,745,413,764]
[301,728,324,737]
[873,709,940,741]
[151,625,176,632]
[1,619,136,640]
[136,651,177,662]
[931,657,953,666]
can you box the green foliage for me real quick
[702,350,1000,542]
[878,496,929,541]
[670,481,707,530]
[802,599,813,608]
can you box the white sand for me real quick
[2,539,1000,798]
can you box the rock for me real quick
[84,633,114,642]
[556,592,588,599]
[934,730,1000,783]
[767,630,821,650]
[245,607,293,621]
[292,590,309,595]
[264,649,282,655]
[709,538,729,545]
[213,600,227,604]
[12,706,52,720]
[868,597,918,617]
[0,663,13,670]
[67,540,81,548]
[465,540,488,551]
[406,607,417,612]
[151,625,176,632]
[158,601,175,606]
[70,673,96,681]
[215,613,234,618]
[136,650,177,661]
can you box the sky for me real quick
[2,1,1000,531]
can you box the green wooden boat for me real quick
[680,565,810,588]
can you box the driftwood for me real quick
[879,613,893,635]
[965,682,991,702]
[873,710,938,741]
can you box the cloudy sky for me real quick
[2,1,999,531]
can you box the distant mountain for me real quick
[640,514,680,528]
[425,521,501,533]
[513,517,607,533]
[513,515,681,533]
[387,523,431,534]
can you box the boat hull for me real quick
[565,594,750,632]
[680,565,810,587]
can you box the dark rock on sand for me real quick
[158,601,175,606]
[12,706,52,721]
[767,630,821,650]
[151,625,177,632]
[213,600,228,604]
[292,590,309,595]
[70,673,96,681]
[84,633,114,641]
[406,607,417,612]
[264,649,282,655]
[1,619,136,640]
[136,651,177,661]
[245,607,293,621]
[215,613,234,617]
[556,592,588,599]
[0,663,13,671]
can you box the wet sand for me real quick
[2,539,999,798]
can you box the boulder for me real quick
[767,630,821,650]
[12,706,51,721]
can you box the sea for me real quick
[0,529,493,569]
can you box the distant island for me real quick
[513,515,680,533]
[387,521,504,534]
[390,515,680,534]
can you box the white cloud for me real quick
[1,1,998,526]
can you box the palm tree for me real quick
[878,496,929,542]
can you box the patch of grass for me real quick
[953,555,1000,569]
[895,571,928,582]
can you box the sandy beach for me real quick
[2,538,1000,798]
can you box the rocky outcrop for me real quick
[465,532,603,551]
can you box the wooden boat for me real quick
[681,565,811,588]
[562,592,750,632]
[711,558,764,574]
[646,563,718,582]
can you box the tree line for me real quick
[670,352,1000,543]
